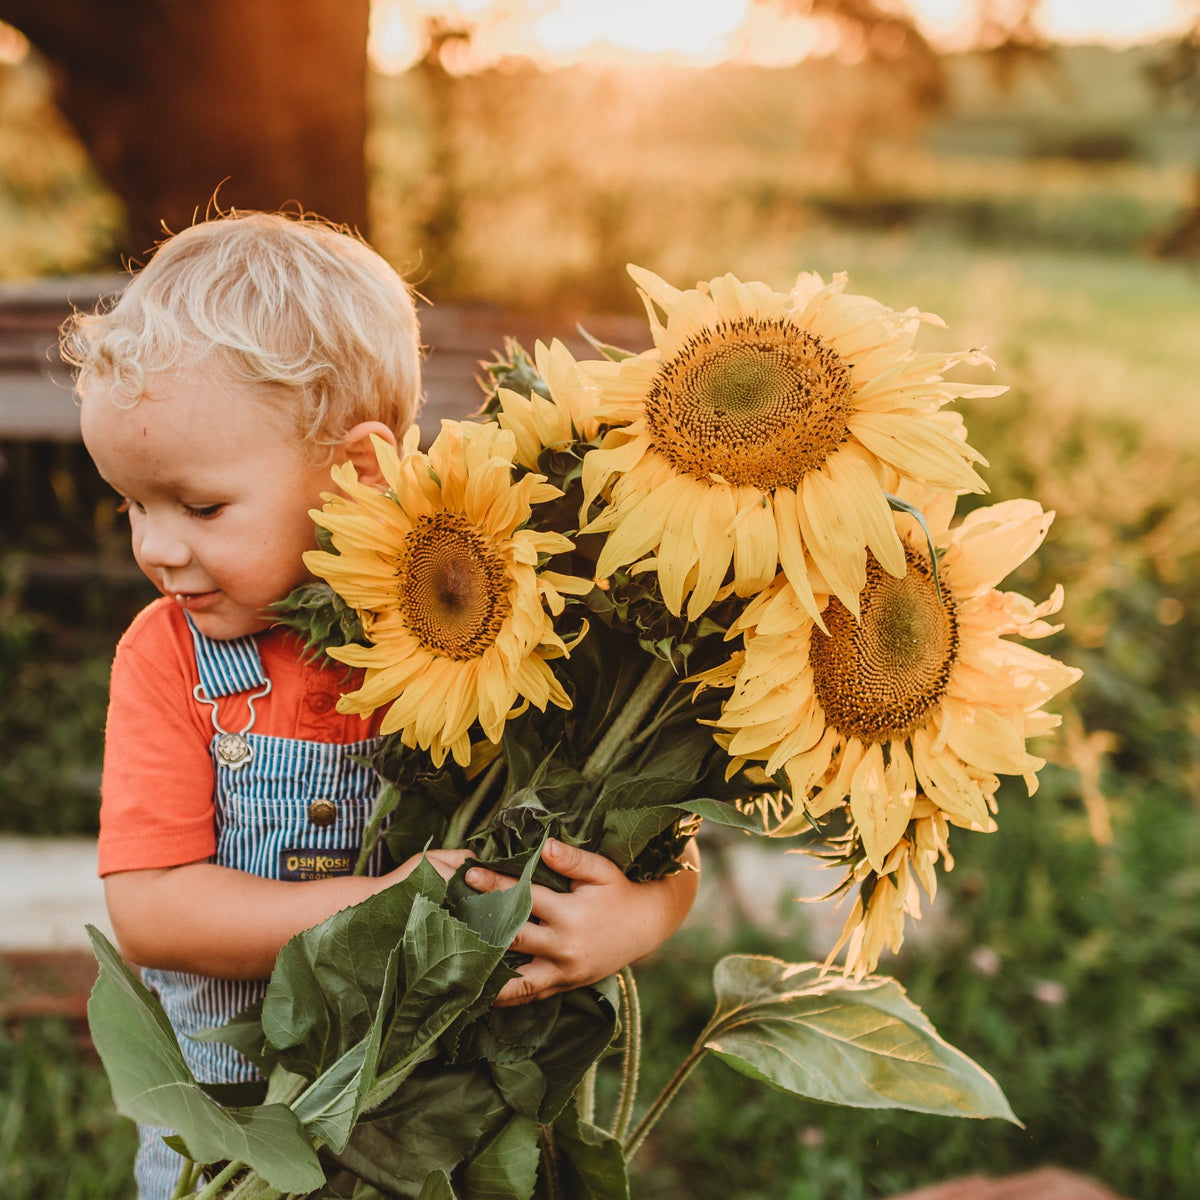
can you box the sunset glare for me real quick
[369,0,1195,73]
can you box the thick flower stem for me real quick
[172,1160,204,1197]
[612,966,642,1143]
[191,1160,247,1199]
[621,1026,714,1162]
[353,783,400,875]
[443,757,505,849]
[581,657,677,784]
[538,1123,562,1199]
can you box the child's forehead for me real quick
[82,368,306,458]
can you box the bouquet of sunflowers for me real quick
[87,266,1079,1199]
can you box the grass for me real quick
[0,1017,136,1198]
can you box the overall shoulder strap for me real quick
[184,614,269,697]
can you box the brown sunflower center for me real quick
[644,316,854,490]
[810,548,958,743]
[398,512,512,660]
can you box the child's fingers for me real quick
[540,838,624,886]
[493,961,565,1007]
[507,921,557,960]
[464,865,517,893]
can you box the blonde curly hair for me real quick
[61,211,423,458]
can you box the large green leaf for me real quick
[262,857,447,1078]
[328,1061,511,1196]
[454,977,620,1124]
[192,997,276,1073]
[460,1114,541,1200]
[386,894,507,1060]
[598,805,684,871]
[703,955,1019,1123]
[548,1098,630,1200]
[85,926,325,1193]
[418,1169,459,1200]
[448,834,541,948]
[291,945,400,1153]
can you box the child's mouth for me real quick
[171,590,220,610]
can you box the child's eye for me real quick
[116,498,144,515]
[186,504,225,520]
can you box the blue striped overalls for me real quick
[135,619,383,1198]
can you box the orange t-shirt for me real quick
[97,598,384,876]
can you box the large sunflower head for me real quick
[304,421,591,768]
[578,266,1005,624]
[700,488,1081,975]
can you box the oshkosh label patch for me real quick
[280,848,357,881]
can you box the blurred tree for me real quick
[0,0,370,258]
[1147,10,1200,257]
[969,0,1055,87]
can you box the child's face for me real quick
[80,365,335,640]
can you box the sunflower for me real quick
[303,421,591,768]
[694,489,1081,974]
[495,338,602,469]
[578,266,1005,624]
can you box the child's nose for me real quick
[136,517,192,569]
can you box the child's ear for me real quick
[339,422,397,488]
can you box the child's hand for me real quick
[465,838,700,1007]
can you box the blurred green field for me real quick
[1,35,1198,1200]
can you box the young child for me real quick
[63,211,699,1199]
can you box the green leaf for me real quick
[527,980,621,1122]
[598,806,682,872]
[329,1061,510,1196]
[85,926,325,1192]
[550,1098,630,1200]
[454,979,619,1125]
[386,894,505,1059]
[291,945,400,1153]
[672,799,765,832]
[575,324,637,362]
[448,833,542,948]
[419,1169,459,1200]
[703,955,1020,1123]
[461,1114,541,1200]
[192,998,276,1073]
[262,857,447,1079]
[885,492,946,604]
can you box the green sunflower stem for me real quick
[611,966,642,1143]
[581,657,677,785]
[190,1159,248,1199]
[172,1160,204,1198]
[443,756,505,849]
[353,782,401,876]
[621,1030,712,1163]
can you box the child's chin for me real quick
[183,606,268,641]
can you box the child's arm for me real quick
[105,837,699,997]
[103,849,475,979]
[466,837,701,1007]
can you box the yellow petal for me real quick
[799,469,867,618]
[850,742,915,872]
[848,410,988,494]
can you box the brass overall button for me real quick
[307,798,338,827]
